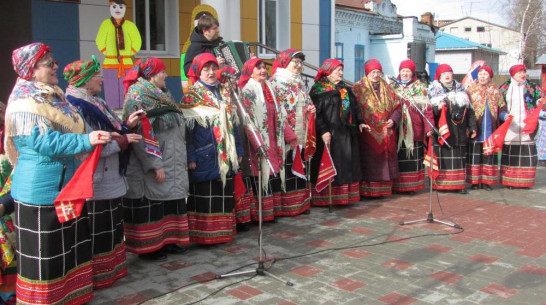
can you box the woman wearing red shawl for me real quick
[238,58,298,221]
[270,49,315,215]
[498,64,545,188]
[122,57,189,261]
[465,65,505,190]
[390,59,434,194]
[180,53,244,244]
[309,59,365,205]
[352,58,400,198]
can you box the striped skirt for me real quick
[360,180,394,197]
[500,143,538,188]
[466,142,499,185]
[393,141,426,192]
[280,151,311,216]
[187,177,236,245]
[311,181,360,206]
[122,197,189,254]
[87,198,127,289]
[14,201,94,305]
[433,144,467,190]
[249,176,282,222]
[234,176,255,224]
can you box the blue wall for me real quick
[319,0,331,64]
[166,76,183,102]
[32,0,80,90]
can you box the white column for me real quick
[200,0,241,41]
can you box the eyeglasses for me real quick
[291,60,304,66]
[39,59,58,68]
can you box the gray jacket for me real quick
[91,141,128,200]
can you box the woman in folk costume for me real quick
[63,56,143,288]
[180,53,244,244]
[238,58,298,221]
[5,43,112,305]
[428,64,477,194]
[498,64,545,188]
[465,65,505,191]
[390,59,434,194]
[352,58,400,198]
[122,57,189,261]
[269,49,315,216]
[309,59,365,205]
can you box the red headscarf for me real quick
[314,58,344,82]
[364,58,382,76]
[478,65,493,79]
[11,42,51,80]
[123,57,166,93]
[237,58,263,89]
[397,59,418,82]
[272,48,303,75]
[434,64,453,80]
[186,53,218,84]
[509,64,526,77]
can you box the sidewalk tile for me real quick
[341,249,372,259]
[469,254,500,264]
[428,271,463,283]
[290,265,323,277]
[378,292,417,305]
[381,259,414,270]
[481,284,518,299]
[225,285,264,300]
[331,278,366,292]
[114,293,151,305]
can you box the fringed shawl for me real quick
[5,79,85,165]
[180,81,239,187]
[466,81,505,122]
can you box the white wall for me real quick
[435,52,472,74]
[79,0,109,63]
[200,0,241,41]
[301,0,321,67]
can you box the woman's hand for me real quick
[438,101,446,109]
[188,162,197,170]
[238,156,243,163]
[154,168,165,183]
[217,56,226,65]
[126,110,146,129]
[124,133,142,144]
[89,131,113,146]
[321,132,331,145]
[359,124,371,133]
[307,104,316,114]
[386,119,394,129]
[426,131,433,137]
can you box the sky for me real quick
[391,0,506,25]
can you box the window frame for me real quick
[476,26,485,32]
[354,44,365,80]
[464,27,472,32]
[335,42,344,63]
[258,0,291,58]
[134,0,179,58]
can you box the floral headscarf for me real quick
[123,57,166,94]
[63,55,101,87]
[187,53,218,84]
[237,58,263,89]
[271,48,302,75]
[313,58,343,82]
[11,42,51,80]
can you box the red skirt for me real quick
[311,181,360,206]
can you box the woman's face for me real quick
[477,69,490,85]
[32,54,59,86]
[366,69,382,83]
[150,70,168,89]
[286,57,303,75]
[86,73,103,96]
[399,68,413,82]
[327,66,344,84]
[439,72,454,85]
[199,62,218,85]
[251,62,267,83]
[513,69,527,83]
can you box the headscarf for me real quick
[509,64,526,77]
[186,53,218,84]
[478,65,493,79]
[123,57,166,94]
[11,42,51,80]
[314,58,343,82]
[397,59,418,83]
[272,48,303,75]
[434,64,453,80]
[63,55,101,87]
[364,58,382,76]
[237,58,263,89]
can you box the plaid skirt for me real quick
[280,151,311,216]
[393,141,426,192]
[249,176,282,222]
[500,143,538,188]
[433,144,467,190]
[14,201,94,305]
[234,176,255,224]
[466,142,499,185]
[122,197,189,254]
[311,181,360,206]
[187,177,236,245]
[87,198,127,289]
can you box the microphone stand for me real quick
[217,78,293,286]
[386,77,461,229]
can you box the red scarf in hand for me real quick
[522,99,545,135]
[483,116,513,155]
[438,106,450,145]
[315,145,337,192]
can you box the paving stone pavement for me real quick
[92,167,546,305]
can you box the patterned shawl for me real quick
[66,86,122,131]
[180,81,239,187]
[5,79,85,164]
[309,77,352,123]
[499,78,544,114]
[271,48,302,76]
[270,67,311,146]
[466,81,505,122]
[428,80,466,105]
[11,43,50,80]
[240,79,286,191]
[352,77,399,153]
[63,55,101,88]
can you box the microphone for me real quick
[221,72,240,79]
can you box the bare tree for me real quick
[503,0,545,67]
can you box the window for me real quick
[134,0,179,57]
[335,43,344,62]
[482,43,492,48]
[258,0,290,57]
[354,45,365,80]
[464,27,471,32]
[450,27,458,33]
[477,26,485,32]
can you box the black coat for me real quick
[310,85,364,185]
[183,28,223,75]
